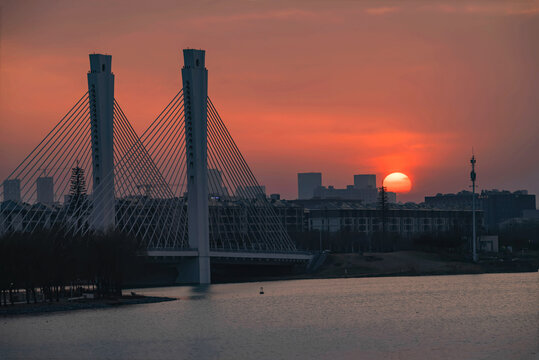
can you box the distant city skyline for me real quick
[1,0,538,203]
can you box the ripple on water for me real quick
[1,273,538,360]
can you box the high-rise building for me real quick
[298,172,322,200]
[424,191,477,209]
[36,177,54,205]
[313,185,378,204]
[236,185,266,199]
[354,174,376,189]
[3,179,21,202]
[480,190,536,231]
[424,189,536,231]
[354,174,378,204]
[208,169,228,197]
[311,174,379,204]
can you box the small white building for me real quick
[479,235,499,253]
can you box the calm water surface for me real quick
[1,273,538,359]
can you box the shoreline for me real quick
[0,295,177,317]
[126,264,538,289]
[210,267,539,285]
[2,269,535,316]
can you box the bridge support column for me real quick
[88,54,115,231]
[182,49,210,284]
[175,257,208,284]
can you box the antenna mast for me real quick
[470,153,477,262]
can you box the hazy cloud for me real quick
[365,7,400,15]
[421,2,539,16]
[1,0,537,201]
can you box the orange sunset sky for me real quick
[1,0,538,203]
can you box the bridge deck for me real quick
[146,249,313,261]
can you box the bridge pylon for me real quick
[88,54,115,231]
[179,49,211,284]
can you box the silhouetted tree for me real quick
[0,229,140,305]
[68,164,88,217]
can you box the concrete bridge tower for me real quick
[88,54,115,231]
[179,49,211,284]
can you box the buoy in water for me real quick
[259,287,264,294]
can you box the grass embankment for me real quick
[315,251,538,278]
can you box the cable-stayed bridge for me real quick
[0,49,312,284]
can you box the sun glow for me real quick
[383,172,412,193]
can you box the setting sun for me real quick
[383,172,412,193]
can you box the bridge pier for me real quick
[175,257,207,284]
[182,49,211,284]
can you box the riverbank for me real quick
[312,251,538,278]
[122,251,539,286]
[209,250,538,284]
[0,294,177,316]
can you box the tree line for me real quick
[0,229,139,306]
[291,229,469,254]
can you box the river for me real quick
[1,273,538,359]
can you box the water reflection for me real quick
[184,284,212,300]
